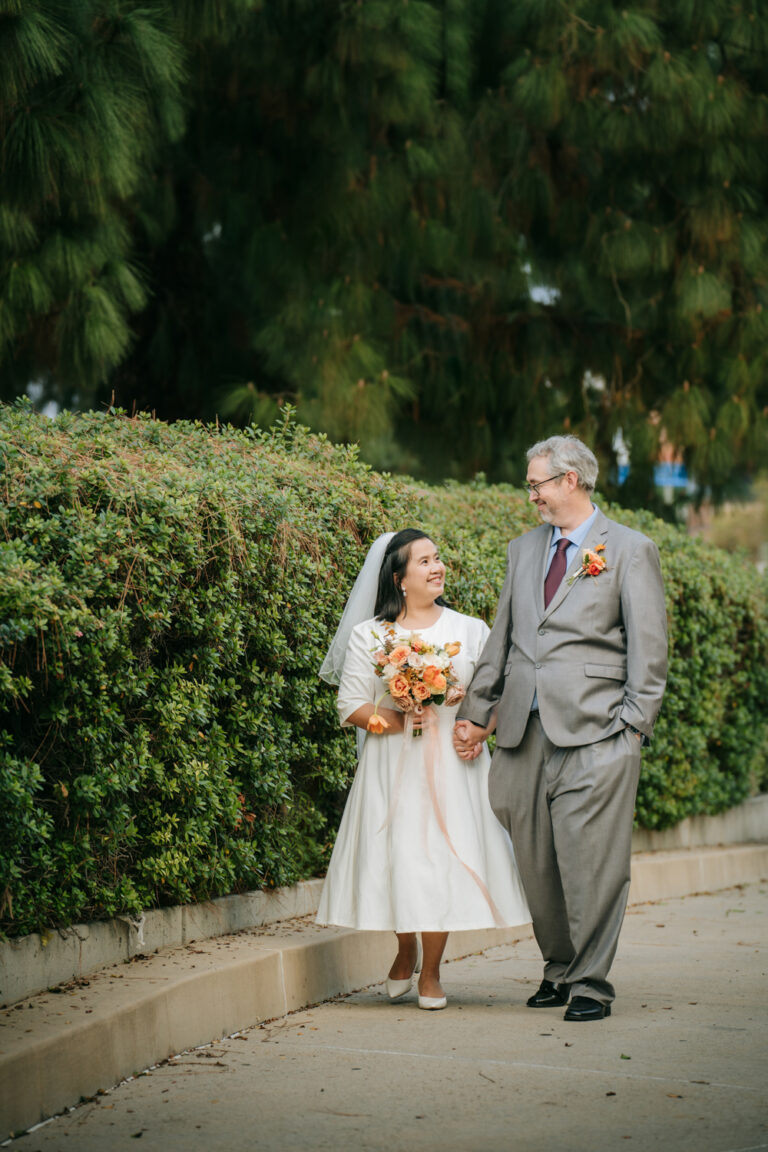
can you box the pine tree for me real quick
[482,0,768,501]
[111,0,473,461]
[106,1,554,472]
[3,1,767,501]
[0,1,189,404]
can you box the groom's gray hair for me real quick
[527,435,599,494]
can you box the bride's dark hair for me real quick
[374,528,446,623]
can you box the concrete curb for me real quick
[629,792,768,852]
[4,794,766,1009]
[0,880,325,1009]
[0,923,517,1140]
[628,843,768,903]
[1,842,767,1139]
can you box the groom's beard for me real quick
[534,501,556,524]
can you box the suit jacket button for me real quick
[535,662,542,669]
[538,628,546,635]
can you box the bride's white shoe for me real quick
[418,994,447,1010]
[417,955,446,1008]
[386,937,422,1000]
[386,975,413,1000]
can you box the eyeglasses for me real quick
[523,472,566,496]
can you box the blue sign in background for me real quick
[617,463,689,488]
[654,462,689,488]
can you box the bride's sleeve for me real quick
[336,625,378,727]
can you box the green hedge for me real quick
[1,402,766,937]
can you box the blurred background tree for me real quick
[490,0,768,506]
[697,473,768,569]
[0,0,187,404]
[2,0,767,508]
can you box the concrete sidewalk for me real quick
[2,843,767,1142]
[6,882,767,1152]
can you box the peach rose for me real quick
[388,673,411,698]
[375,651,390,666]
[412,681,431,702]
[389,645,411,667]
[428,673,447,694]
[421,664,442,687]
[367,712,390,735]
[444,641,462,657]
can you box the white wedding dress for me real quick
[316,607,530,932]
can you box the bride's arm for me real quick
[343,703,406,733]
[454,618,497,758]
[337,624,408,734]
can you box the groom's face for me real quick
[526,455,568,525]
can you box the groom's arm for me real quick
[619,535,668,740]
[456,542,516,731]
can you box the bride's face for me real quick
[400,538,445,604]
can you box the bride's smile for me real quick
[399,538,446,618]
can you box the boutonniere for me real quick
[567,543,607,585]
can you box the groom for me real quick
[454,435,667,1021]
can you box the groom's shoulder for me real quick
[601,512,658,553]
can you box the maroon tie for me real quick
[544,538,572,607]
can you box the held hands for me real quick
[452,719,490,762]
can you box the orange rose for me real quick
[444,641,461,657]
[422,665,448,693]
[389,645,411,667]
[587,562,602,575]
[389,673,411,698]
[367,712,390,735]
[412,681,431,701]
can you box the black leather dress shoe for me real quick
[526,979,570,1008]
[564,995,611,1021]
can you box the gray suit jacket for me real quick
[458,509,668,748]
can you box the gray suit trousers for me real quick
[489,716,642,1004]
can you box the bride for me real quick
[316,529,529,1009]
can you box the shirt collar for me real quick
[551,504,599,550]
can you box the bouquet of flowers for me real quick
[366,627,465,736]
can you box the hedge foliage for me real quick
[1,402,766,938]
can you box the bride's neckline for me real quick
[393,607,446,632]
